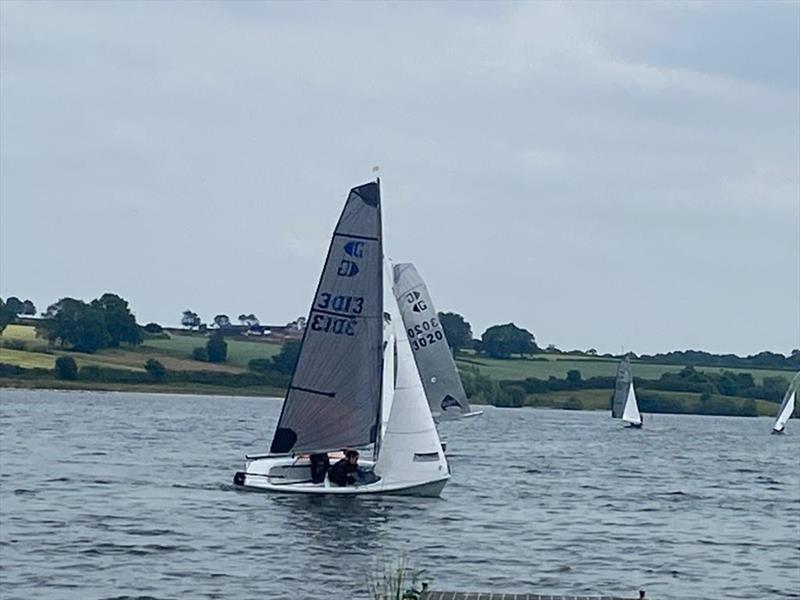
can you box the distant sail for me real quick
[611,356,632,419]
[621,383,642,426]
[773,372,799,433]
[270,182,383,454]
[392,263,472,420]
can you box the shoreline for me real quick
[0,379,286,399]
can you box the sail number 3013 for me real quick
[310,293,364,336]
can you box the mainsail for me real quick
[773,372,799,433]
[392,262,471,420]
[270,182,384,454]
[621,383,642,426]
[611,356,632,418]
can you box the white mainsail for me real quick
[772,372,798,433]
[773,391,795,433]
[621,383,642,426]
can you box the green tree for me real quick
[181,310,202,330]
[213,314,231,329]
[143,322,163,333]
[192,346,208,361]
[39,298,111,353]
[0,298,15,334]
[22,299,36,315]
[272,341,301,374]
[479,323,537,358]
[438,312,472,353]
[238,313,259,326]
[145,359,166,380]
[91,293,141,346]
[567,369,582,384]
[5,297,25,315]
[206,334,228,363]
[54,356,78,380]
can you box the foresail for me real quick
[773,372,799,432]
[375,293,448,485]
[270,182,383,454]
[611,357,632,418]
[392,262,471,420]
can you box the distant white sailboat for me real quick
[232,181,449,496]
[772,372,798,435]
[612,356,642,428]
[392,262,482,421]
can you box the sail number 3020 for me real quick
[408,318,444,351]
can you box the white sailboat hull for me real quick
[233,455,449,497]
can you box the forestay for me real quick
[392,262,472,420]
[611,357,632,419]
[270,182,384,454]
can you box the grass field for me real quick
[142,333,282,368]
[0,326,251,373]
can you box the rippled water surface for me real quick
[1,389,798,599]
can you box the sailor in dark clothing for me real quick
[328,449,363,486]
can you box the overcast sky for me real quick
[1,1,798,355]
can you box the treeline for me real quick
[636,349,800,371]
[438,311,799,369]
[453,364,795,417]
[511,366,791,402]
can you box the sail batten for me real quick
[269,182,384,454]
[392,263,472,420]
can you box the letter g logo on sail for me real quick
[344,241,364,258]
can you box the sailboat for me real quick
[611,356,642,428]
[392,262,482,421]
[232,181,450,496]
[772,372,799,434]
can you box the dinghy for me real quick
[233,181,450,496]
[392,262,482,421]
[611,356,642,428]
[772,372,798,434]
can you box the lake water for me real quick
[0,389,798,600]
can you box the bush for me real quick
[563,396,583,410]
[143,322,163,333]
[192,346,208,362]
[206,334,228,363]
[78,365,101,380]
[54,356,78,380]
[2,339,27,351]
[505,385,526,408]
[272,341,300,374]
[145,359,166,379]
[248,358,274,373]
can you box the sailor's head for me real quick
[345,449,359,464]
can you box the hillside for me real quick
[0,324,794,418]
